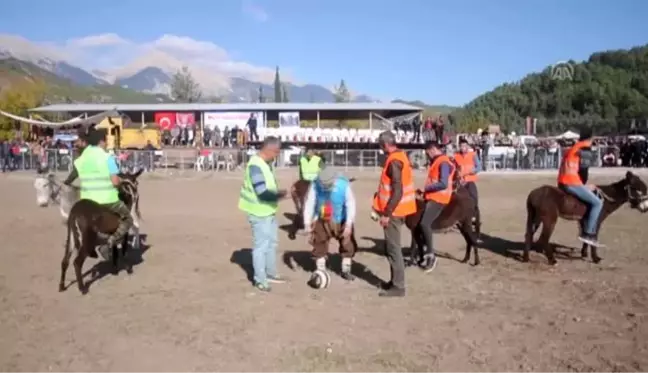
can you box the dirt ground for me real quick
[1,168,647,372]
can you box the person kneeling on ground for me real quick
[419,141,456,273]
[303,168,357,281]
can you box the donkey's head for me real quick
[118,168,144,221]
[33,172,60,207]
[624,171,648,213]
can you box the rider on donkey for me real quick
[557,127,602,247]
[454,137,481,225]
[63,128,133,261]
[419,141,456,273]
[302,167,357,281]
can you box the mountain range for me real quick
[0,34,375,104]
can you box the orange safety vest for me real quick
[424,155,456,205]
[372,150,417,217]
[557,140,591,186]
[454,151,478,183]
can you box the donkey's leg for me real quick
[74,231,94,294]
[122,231,134,275]
[538,220,558,265]
[523,209,539,262]
[459,219,479,265]
[111,244,120,275]
[59,219,76,292]
[591,224,603,264]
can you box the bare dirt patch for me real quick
[1,170,647,371]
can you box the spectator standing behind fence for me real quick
[412,117,422,143]
[247,113,259,142]
[238,136,288,292]
[435,115,444,142]
[423,117,433,142]
[1,140,10,172]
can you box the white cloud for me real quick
[241,1,269,22]
[0,33,291,95]
[66,33,129,48]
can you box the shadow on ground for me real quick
[479,232,582,262]
[282,250,384,288]
[62,234,152,292]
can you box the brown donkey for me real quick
[524,171,648,265]
[404,185,481,266]
[59,170,143,295]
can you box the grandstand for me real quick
[28,102,424,149]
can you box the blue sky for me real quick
[1,0,647,106]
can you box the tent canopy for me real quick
[558,130,579,139]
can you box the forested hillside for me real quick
[453,44,648,135]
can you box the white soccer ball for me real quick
[370,210,380,221]
[308,269,331,289]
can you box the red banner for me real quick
[155,112,176,130]
[175,112,195,128]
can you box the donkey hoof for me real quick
[288,233,296,240]
[79,287,88,295]
[592,257,602,264]
[58,285,65,292]
[522,256,530,263]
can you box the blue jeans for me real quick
[563,185,603,235]
[247,214,278,286]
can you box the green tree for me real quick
[273,66,282,103]
[0,82,45,140]
[170,66,202,103]
[334,79,351,103]
[451,44,648,134]
[282,84,289,103]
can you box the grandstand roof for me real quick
[29,102,422,113]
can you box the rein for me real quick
[594,187,615,202]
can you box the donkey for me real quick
[524,171,648,265]
[403,185,481,266]
[58,169,143,294]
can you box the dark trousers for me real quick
[413,128,421,143]
[2,155,12,172]
[420,200,445,258]
[465,181,480,222]
[249,126,259,141]
[384,217,406,289]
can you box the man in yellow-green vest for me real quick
[238,136,288,292]
[63,129,133,261]
[299,148,322,181]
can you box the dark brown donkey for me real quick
[524,171,648,265]
[59,170,143,295]
[287,177,356,240]
[404,184,481,266]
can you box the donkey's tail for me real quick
[525,191,540,246]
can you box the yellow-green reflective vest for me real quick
[299,155,321,181]
[238,155,278,217]
[74,146,120,205]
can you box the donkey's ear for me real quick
[133,168,144,179]
[626,170,634,179]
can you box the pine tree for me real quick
[273,66,282,103]
[334,79,351,103]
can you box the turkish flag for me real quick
[155,112,176,130]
